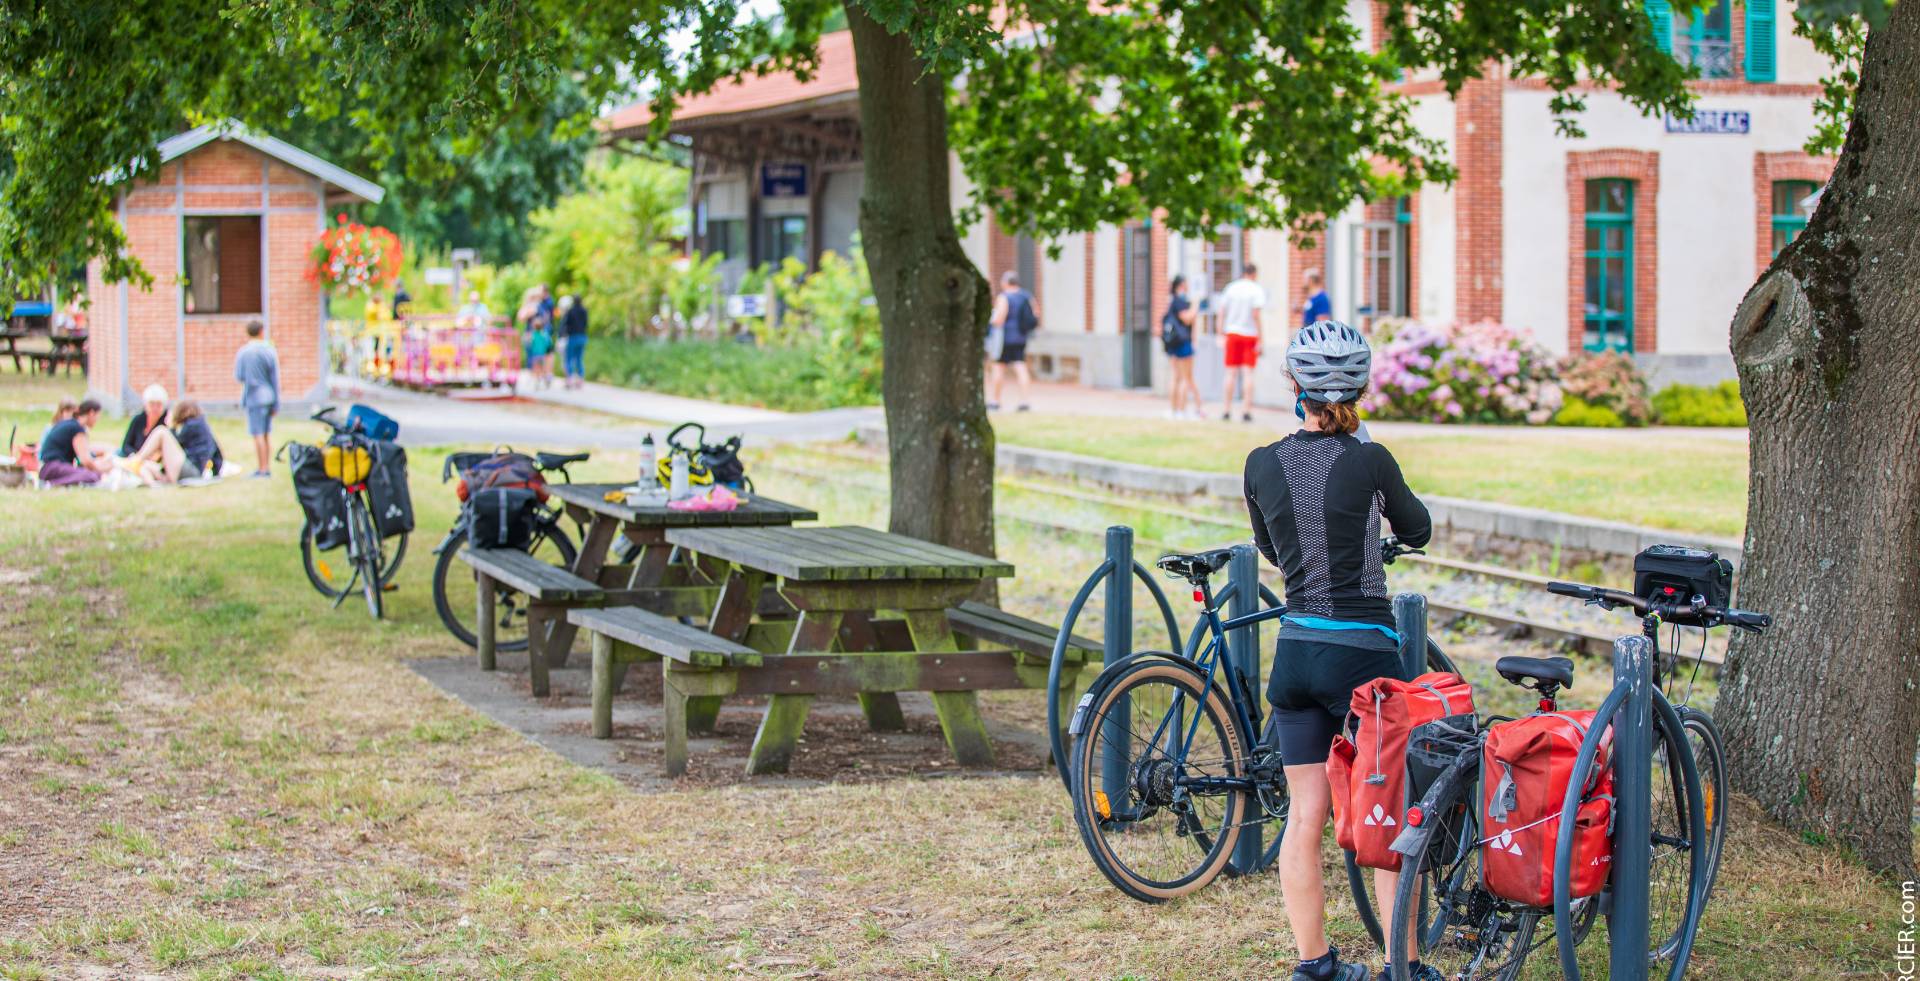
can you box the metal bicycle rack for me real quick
[1553,633,1710,981]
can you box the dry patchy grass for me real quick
[0,377,1898,978]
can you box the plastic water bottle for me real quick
[638,434,656,490]
[669,451,690,501]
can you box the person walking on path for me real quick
[1155,275,1203,419]
[1299,267,1332,327]
[987,271,1040,412]
[1218,263,1268,422]
[559,294,589,389]
[233,319,280,478]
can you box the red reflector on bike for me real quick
[1405,806,1424,827]
[1193,588,1203,603]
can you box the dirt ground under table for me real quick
[408,652,1054,791]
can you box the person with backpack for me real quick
[1155,275,1203,419]
[1244,321,1436,981]
[986,271,1039,412]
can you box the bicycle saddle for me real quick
[537,451,591,469]
[1496,655,1574,691]
[1156,548,1237,582]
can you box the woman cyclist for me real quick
[1244,322,1434,981]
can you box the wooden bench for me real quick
[458,546,606,696]
[568,606,764,774]
[947,600,1103,750]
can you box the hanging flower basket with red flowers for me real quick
[308,214,404,293]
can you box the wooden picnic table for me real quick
[537,482,817,669]
[659,523,1017,774]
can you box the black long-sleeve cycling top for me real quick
[1243,431,1432,629]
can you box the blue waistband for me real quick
[1282,614,1401,644]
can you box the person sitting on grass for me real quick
[118,384,170,457]
[37,399,115,487]
[128,400,223,485]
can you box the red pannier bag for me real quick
[456,452,548,503]
[1480,710,1615,908]
[1326,671,1475,871]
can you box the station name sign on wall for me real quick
[1664,109,1751,135]
[760,162,809,198]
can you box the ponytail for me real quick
[1305,397,1363,436]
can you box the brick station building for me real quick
[604,2,1831,400]
[87,123,384,411]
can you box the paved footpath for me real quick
[325,376,881,452]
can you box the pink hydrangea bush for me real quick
[1360,320,1564,424]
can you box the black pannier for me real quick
[288,443,348,551]
[469,487,539,550]
[1633,544,1733,625]
[365,441,414,538]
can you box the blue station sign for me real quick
[760,162,809,198]
[1665,109,1751,134]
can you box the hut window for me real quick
[183,215,263,315]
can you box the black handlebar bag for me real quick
[366,441,414,539]
[1633,544,1733,625]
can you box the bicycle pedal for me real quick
[382,583,398,592]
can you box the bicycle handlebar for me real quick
[1381,536,1425,565]
[1545,580,1771,633]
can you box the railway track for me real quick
[756,453,1722,668]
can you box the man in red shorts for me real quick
[1217,263,1268,422]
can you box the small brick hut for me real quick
[87,123,383,410]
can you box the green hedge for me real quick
[1652,381,1747,427]
[585,336,881,413]
[1550,396,1625,428]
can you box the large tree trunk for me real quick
[1720,3,1920,878]
[846,6,997,559]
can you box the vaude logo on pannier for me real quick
[1493,829,1524,857]
[1363,804,1397,828]
[384,504,404,518]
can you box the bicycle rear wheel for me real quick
[432,518,577,650]
[1387,760,1575,981]
[1070,655,1249,903]
[349,499,383,619]
[301,518,405,599]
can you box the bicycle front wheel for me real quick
[1650,703,1717,966]
[1070,655,1249,903]
[350,500,383,620]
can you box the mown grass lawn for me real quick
[0,371,1892,978]
[992,413,1751,540]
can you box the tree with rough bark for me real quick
[1720,0,1918,879]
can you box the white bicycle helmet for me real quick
[1287,321,1371,403]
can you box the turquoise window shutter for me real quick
[1746,0,1777,82]
[1646,0,1674,54]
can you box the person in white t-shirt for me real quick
[1216,264,1268,422]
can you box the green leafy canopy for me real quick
[0,0,1852,297]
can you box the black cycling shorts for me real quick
[1267,638,1406,765]
[996,342,1027,364]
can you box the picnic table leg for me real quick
[839,612,906,732]
[591,632,615,739]
[708,568,769,642]
[746,695,815,775]
[904,609,995,767]
[476,575,497,671]
[663,671,692,776]
[740,609,842,775]
[527,605,551,698]
[544,513,621,667]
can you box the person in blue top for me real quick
[1244,322,1437,981]
[1299,267,1333,327]
[987,271,1039,412]
[232,320,279,478]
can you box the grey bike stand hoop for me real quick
[1225,543,1267,875]
[1047,525,1183,791]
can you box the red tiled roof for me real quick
[602,30,860,137]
